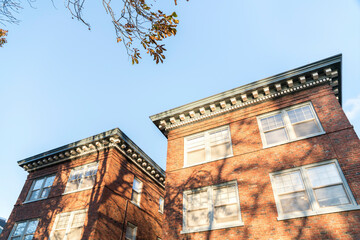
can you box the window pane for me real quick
[67,227,83,240]
[209,128,229,145]
[264,128,288,145]
[125,224,137,240]
[307,164,342,188]
[13,222,26,236]
[187,209,209,228]
[53,230,66,240]
[131,191,140,204]
[210,142,231,160]
[66,180,81,192]
[274,171,305,194]
[279,191,311,213]
[29,190,40,201]
[293,120,320,138]
[11,237,22,240]
[132,179,142,192]
[44,176,55,188]
[159,197,164,212]
[214,204,239,224]
[261,114,284,131]
[33,179,44,190]
[81,177,96,189]
[287,106,314,124]
[214,185,237,206]
[187,149,206,166]
[187,135,205,151]
[314,185,350,207]
[187,191,208,210]
[55,215,70,230]
[25,220,38,234]
[71,213,86,228]
[40,188,51,198]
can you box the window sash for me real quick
[258,102,324,147]
[9,219,39,240]
[159,197,164,213]
[270,160,359,220]
[26,175,56,202]
[184,126,233,167]
[125,223,137,240]
[131,178,142,205]
[183,181,242,232]
[51,209,87,240]
[64,163,98,194]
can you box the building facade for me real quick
[0,129,165,240]
[151,54,360,239]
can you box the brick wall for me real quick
[163,84,360,240]
[0,148,164,240]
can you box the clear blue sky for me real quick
[0,0,359,219]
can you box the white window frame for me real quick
[270,159,360,220]
[159,197,164,214]
[64,162,98,194]
[131,178,143,207]
[181,180,244,234]
[25,174,56,203]
[8,219,39,240]
[125,222,137,240]
[50,209,87,240]
[257,102,325,148]
[184,125,233,167]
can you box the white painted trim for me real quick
[8,219,39,240]
[257,101,325,148]
[63,161,99,194]
[24,174,56,203]
[269,159,360,221]
[181,180,244,234]
[49,209,87,240]
[184,125,233,168]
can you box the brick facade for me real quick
[162,84,360,240]
[1,139,165,240]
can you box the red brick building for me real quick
[151,54,360,239]
[0,128,165,240]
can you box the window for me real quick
[50,209,87,240]
[159,197,164,213]
[64,162,98,194]
[182,181,243,233]
[270,160,360,220]
[184,125,233,167]
[9,219,39,240]
[26,175,55,202]
[125,222,137,240]
[131,178,142,206]
[257,102,324,147]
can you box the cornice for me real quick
[150,54,342,137]
[17,128,166,187]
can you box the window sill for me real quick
[263,131,326,149]
[180,221,244,234]
[62,186,94,195]
[131,200,141,209]
[277,204,360,221]
[23,198,47,204]
[183,154,234,169]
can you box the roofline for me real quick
[150,54,342,122]
[17,128,165,185]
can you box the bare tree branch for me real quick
[0,0,179,64]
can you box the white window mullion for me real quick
[64,213,75,240]
[282,110,296,141]
[209,187,214,228]
[300,167,317,212]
